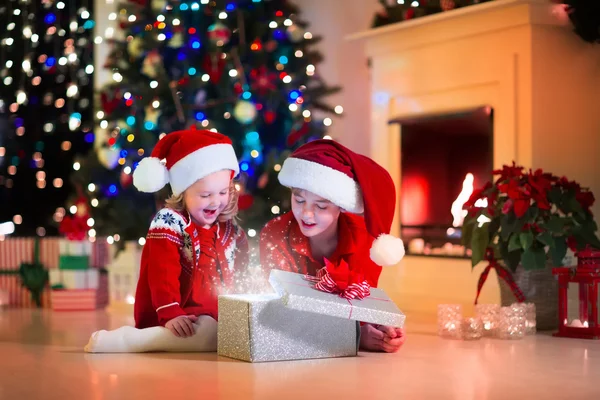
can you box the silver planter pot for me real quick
[498,265,559,331]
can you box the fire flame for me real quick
[451,173,474,227]
[450,173,491,229]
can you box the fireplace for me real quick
[393,107,493,257]
[349,0,600,316]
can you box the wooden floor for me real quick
[0,306,598,399]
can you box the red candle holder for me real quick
[552,248,600,340]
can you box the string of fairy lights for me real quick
[0,0,94,239]
[74,0,342,246]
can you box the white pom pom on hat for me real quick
[133,157,169,193]
[370,234,405,267]
[132,127,240,196]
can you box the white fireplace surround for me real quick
[349,0,600,317]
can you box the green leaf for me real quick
[521,247,547,270]
[537,231,555,247]
[505,250,523,273]
[488,217,501,240]
[568,196,585,216]
[461,217,477,247]
[550,237,567,267]
[528,206,539,221]
[542,216,566,234]
[499,241,522,273]
[500,214,516,241]
[514,214,527,233]
[508,234,522,251]
[471,224,489,268]
[520,231,534,250]
[580,229,600,250]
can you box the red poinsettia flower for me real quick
[464,182,493,209]
[498,179,522,200]
[525,169,552,210]
[513,199,530,218]
[493,162,524,181]
[498,178,531,217]
[576,191,595,210]
[464,188,485,209]
[527,185,550,210]
[528,168,553,193]
[463,161,599,283]
[557,176,581,192]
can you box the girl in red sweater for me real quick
[260,139,406,353]
[85,128,249,353]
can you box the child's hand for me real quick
[165,315,199,338]
[359,323,406,353]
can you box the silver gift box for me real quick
[218,293,359,363]
[269,269,406,328]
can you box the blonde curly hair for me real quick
[165,179,239,225]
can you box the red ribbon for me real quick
[475,258,525,304]
[305,261,371,300]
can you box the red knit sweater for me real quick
[259,211,382,288]
[134,208,249,328]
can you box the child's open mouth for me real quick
[301,220,316,229]
[203,209,217,218]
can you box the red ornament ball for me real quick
[207,22,231,47]
[120,170,133,188]
[233,82,244,95]
[263,110,276,124]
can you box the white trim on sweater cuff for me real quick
[156,302,180,312]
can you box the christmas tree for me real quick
[72,0,341,245]
[0,0,94,237]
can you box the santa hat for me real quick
[133,127,239,195]
[278,139,405,267]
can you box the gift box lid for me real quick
[268,269,405,328]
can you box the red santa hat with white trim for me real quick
[278,139,405,267]
[133,127,239,195]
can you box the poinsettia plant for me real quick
[462,162,600,272]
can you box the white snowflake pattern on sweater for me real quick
[148,208,194,274]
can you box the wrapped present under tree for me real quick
[0,237,112,308]
[19,239,49,308]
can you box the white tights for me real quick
[84,315,217,353]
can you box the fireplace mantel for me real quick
[348,0,562,54]
[348,0,600,317]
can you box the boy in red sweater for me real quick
[260,139,406,353]
[85,128,249,353]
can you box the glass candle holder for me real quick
[524,303,536,335]
[475,304,500,336]
[496,305,526,339]
[461,317,483,340]
[437,304,462,339]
